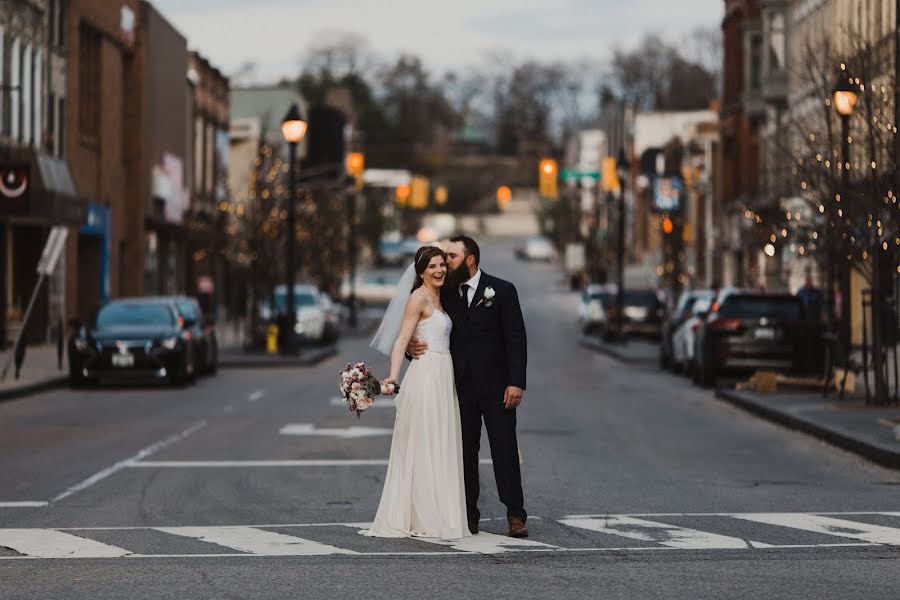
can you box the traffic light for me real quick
[434,185,448,206]
[538,159,558,200]
[410,176,430,210]
[395,184,411,206]
[601,157,620,193]
[346,152,364,190]
[662,216,674,235]
[496,186,512,210]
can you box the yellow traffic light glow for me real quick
[346,152,364,176]
[662,217,674,235]
[538,159,558,200]
[395,184,411,206]
[434,185,448,205]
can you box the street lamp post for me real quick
[832,75,858,352]
[281,103,308,353]
[615,150,629,342]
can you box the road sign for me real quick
[561,169,599,183]
[36,226,68,276]
[652,177,683,213]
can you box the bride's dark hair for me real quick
[411,246,447,293]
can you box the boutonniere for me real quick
[476,286,496,308]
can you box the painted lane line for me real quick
[51,420,207,503]
[344,525,554,555]
[0,501,48,508]
[248,390,266,402]
[559,516,749,550]
[0,529,131,558]
[155,526,356,556]
[279,423,393,438]
[330,396,394,409]
[129,458,494,468]
[730,513,900,545]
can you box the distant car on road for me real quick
[661,290,716,370]
[671,294,716,375]
[68,298,197,386]
[340,271,401,306]
[259,284,329,345]
[515,236,555,261]
[579,284,612,335]
[695,290,816,387]
[616,289,666,339]
[172,296,218,375]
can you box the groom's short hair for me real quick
[450,234,480,266]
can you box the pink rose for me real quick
[356,397,374,411]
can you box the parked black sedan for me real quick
[68,298,197,386]
[695,290,815,387]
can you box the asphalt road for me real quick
[2,240,900,600]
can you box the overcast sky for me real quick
[153,0,723,83]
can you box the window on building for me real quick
[58,97,65,156]
[748,32,763,92]
[0,26,5,135]
[10,38,20,141]
[78,24,101,137]
[22,44,32,145]
[47,92,55,153]
[767,11,786,75]
[205,122,214,194]
[34,48,43,148]
[194,116,204,192]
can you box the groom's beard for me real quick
[446,264,468,289]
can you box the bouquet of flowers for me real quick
[338,362,398,418]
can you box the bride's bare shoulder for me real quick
[404,289,428,314]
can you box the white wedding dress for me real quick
[360,299,469,539]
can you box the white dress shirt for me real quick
[459,269,482,307]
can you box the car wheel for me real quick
[659,347,670,370]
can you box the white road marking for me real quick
[0,501,47,508]
[51,421,207,503]
[330,396,394,409]
[731,513,900,545]
[279,423,393,438]
[155,526,356,556]
[248,390,266,402]
[559,516,749,549]
[394,531,554,555]
[129,458,494,468]
[0,529,131,558]
[1,512,899,560]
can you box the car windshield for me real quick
[718,296,803,320]
[97,303,174,327]
[272,291,319,311]
[175,301,199,320]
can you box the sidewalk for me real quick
[716,387,900,470]
[0,345,68,402]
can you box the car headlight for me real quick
[161,336,179,350]
[74,338,89,351]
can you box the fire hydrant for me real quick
[266,323,279,354]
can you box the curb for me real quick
[218,346,339,369]
[0,375,68,403]
[578,336,631,362]
[715,388,900,471]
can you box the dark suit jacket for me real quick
[441,271,527,396]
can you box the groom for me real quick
[409,235,528,538]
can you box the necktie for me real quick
[460,284,469,306]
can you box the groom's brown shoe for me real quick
[468,519,480,535]
[507,517,528,538]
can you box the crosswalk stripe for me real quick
[0,529,132,558]
[154,526,357,556]
[559,516,749,549]
[730,513,900,545]
[345,524,554,555]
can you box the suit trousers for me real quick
[457,376,526,523]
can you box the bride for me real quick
[360,245,469,540]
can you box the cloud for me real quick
[151,0,722,81]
